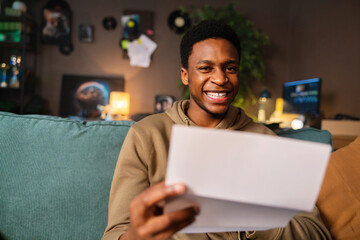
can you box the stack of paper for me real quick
[165,125,331,233]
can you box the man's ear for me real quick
[181,67,189,86]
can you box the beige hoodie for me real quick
[166,100,274,132]
[102,100,331,240]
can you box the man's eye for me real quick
[226,66,238,73]
[199,67,212,72]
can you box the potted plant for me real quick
[177,2,270,109]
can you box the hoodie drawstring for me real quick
[183,117,190,126]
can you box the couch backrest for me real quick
[276,128,333,147]
[0,112,134,240]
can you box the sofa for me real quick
[0,111,333,240]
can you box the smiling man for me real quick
[181,37,239,127]
[102,20,331,240]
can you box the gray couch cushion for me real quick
[0,112,134,240]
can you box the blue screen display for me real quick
[282,78,321,114]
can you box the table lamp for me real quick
[109,91,130,120]
[258,90,271,123]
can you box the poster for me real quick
[41,0,71,45]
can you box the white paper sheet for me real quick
[127,34,157,68]
[165,125,331,233]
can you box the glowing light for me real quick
[291,119,304,130]
[110,91,130,116]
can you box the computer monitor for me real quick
[282,78,321,115]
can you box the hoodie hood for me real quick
[165,100,253,130]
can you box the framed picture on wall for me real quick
[59,75,125,119]
[154,95,175,113]
[79,24,94,43]
[41,0,72,45]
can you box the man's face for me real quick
[181,38,239,118]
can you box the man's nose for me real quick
[211,69,228,85]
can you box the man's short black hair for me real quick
[180,20,241,69]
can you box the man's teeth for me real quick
[206,92,227,98]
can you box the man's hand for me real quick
[121,182,199,240]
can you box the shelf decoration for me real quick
[0,21,22,43]
[12,1,27,14]
[8,54,20,88]
[0,63,9,88]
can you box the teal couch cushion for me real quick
[0,112,134,240]
[276,128,333,146]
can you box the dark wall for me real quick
[29,0,359,118]
[286,0,360,118]
[27,0,289,116]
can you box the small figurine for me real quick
[0,63,9,88]
[9,55,20,88]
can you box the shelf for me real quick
[0,13,36,114]
[0,14,36,52]
[0,41,21,47]
[0,87,21,93]
[0,41,34,50]
[0,14,33,24]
